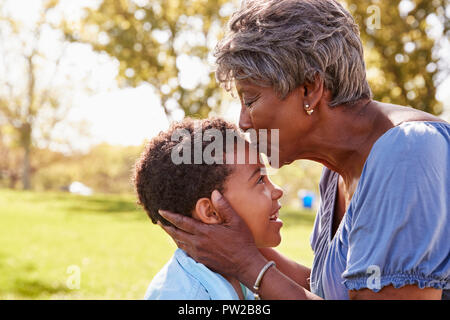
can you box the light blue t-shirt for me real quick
[310,121,450,299]
[145,248,255,300]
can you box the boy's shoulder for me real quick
[144,250,211,300]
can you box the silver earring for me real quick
[304,104,314,115]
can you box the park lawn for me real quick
[0,189,315,300]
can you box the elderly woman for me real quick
[158,0,449,299]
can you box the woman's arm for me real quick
[258,248,311,290]
[237,251,320,300]
[349,285,442,300]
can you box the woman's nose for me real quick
[239,105,253,131]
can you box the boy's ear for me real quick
[192,198,223,224]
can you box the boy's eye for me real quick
[257,175,265,184]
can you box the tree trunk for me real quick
[22,143,31,190]
[22,52,35,190]
[20,123,32,190]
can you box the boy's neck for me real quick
[223,274,245,300]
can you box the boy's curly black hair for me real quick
[134,117,244,226]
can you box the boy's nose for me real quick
[272,185,283,200]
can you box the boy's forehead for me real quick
[224,141,264,166]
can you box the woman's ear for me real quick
[302,75,324,110]
[192,198,223,224]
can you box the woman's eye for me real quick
[244,100,255,108]
[243,94,259,109]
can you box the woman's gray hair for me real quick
[214,0,372,106]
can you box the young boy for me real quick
[134,117,283,300]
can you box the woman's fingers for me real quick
[159,209,203,235]
[158,221,193,247]
[211,190,239,224]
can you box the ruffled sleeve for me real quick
[342,122,450,293]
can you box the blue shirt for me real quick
[145,248,255,300]
[310,121,450,299]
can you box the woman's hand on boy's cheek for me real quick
[157,190,260,278]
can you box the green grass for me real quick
[0,189,315,299]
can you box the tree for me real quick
[66,0,238,119]
[0,0,97,189]
[348,0,449,114]
[32,143,144,193]
[71,0,447,120]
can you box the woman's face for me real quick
[222,151,284,248]
[236,80,310,166]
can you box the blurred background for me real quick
[0,0,449,299]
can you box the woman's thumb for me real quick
[211,190,237,223]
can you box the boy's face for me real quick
[222,145,284,248]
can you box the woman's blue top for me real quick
[310,121,450,299]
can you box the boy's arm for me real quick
[258,247,311,291]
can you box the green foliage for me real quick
[73,0,448,119]
[72,143,143,193]
[32,143,144,193]
[0,189,314,299]
[270,160,324,207]
[348,0,448,114]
